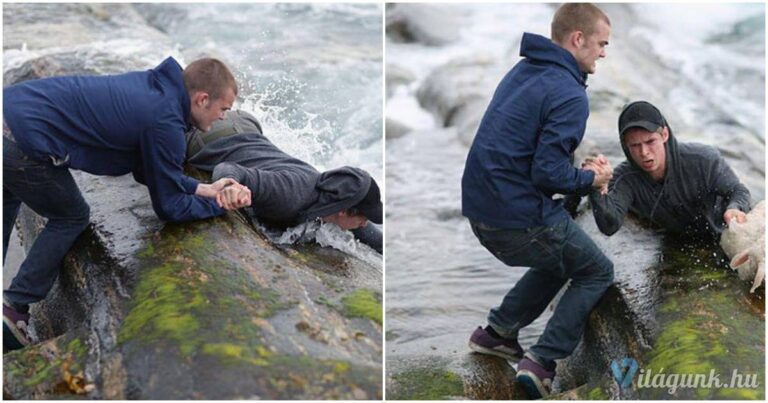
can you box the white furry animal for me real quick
[720,201,765,293]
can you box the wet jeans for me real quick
[470,217,614,371]
[3,136,91,309]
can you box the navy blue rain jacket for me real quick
[462,33,596,229]
[4,57,224,222]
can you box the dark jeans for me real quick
[3,137,91,309]
[470,217,614,371]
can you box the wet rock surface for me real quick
[415,55,501,146]
[386,4,463,46]
[3,4,382,399]
[387,353,524,400]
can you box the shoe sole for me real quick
[468,340,523,362]
[516,370,550,399]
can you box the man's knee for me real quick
[596,256,614,285]
[71,201,91,231]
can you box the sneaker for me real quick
[3,299,30,352]
[468,326,524,361]
[516,356,555,399]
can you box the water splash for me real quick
[268,221,381,267]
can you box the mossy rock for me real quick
[342,289,383,324]
[636,241,764,400]
[387,353,524,400]
[4,334,90,399]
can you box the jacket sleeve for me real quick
[588,174,634,236]
[708,149,751,213]
[137,116,225,222]
[531,95,595,196]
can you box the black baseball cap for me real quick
[618,101,665,136]
[353,179,382,225]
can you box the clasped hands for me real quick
[581,154,612,195]
[197,178,252,211]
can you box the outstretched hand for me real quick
[723,209,747,225]
[582,154,612,195]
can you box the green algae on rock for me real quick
[638,242,764,400]
[342,289,382,324]
[389,367,464,400]
[4,334,91,398]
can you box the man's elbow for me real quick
[595,218,621,236]
[531,169,560,193]
[154,203,190,223]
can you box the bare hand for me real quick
[216,184,252,210]
[724,209,747,225]
[582,154,612,191]
[195,177,239,199]
[211,177,239,192]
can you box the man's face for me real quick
[323,210,369,231]
[575,19,611,74]
[624,127,669,180]
[190,87,236,131]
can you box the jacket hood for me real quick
[154,57,191,128]
[299,166,381,223]
[520,32,587,86]
[618,102,680,177]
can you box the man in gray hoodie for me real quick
[587,101,751,242]
[185,110,382,253]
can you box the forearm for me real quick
[589,189,626,236]
[725,183,752,213]
[531,163,595,196]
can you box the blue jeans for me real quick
[471,217,614,371]
[3,136,91,309]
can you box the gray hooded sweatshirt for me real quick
[185,110,374,228]
[588,118,751,241]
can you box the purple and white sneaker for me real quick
[468,326,524,362]
[516,355,555,399]
[3,299,30,352]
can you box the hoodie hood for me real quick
[155,57,191,129]
[618,101,680,178]
[520,32,587,86]
[299,167,382,224]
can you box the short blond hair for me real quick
[551,3,610,45]
[183,58,238,101]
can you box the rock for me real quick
[416,55,502,145]
[386,353,524,400]
[386,4,463,46]
[721,200,765,293]
[386,63,416,98]
[4,52,156,85]
[2,4,172,52]
[6,168,382,399]
[386,117,412,139]
[556,213,764,400]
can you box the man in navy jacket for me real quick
[461,4,613,398]
[3,57,246,351]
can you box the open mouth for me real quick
[642,160,654,169]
